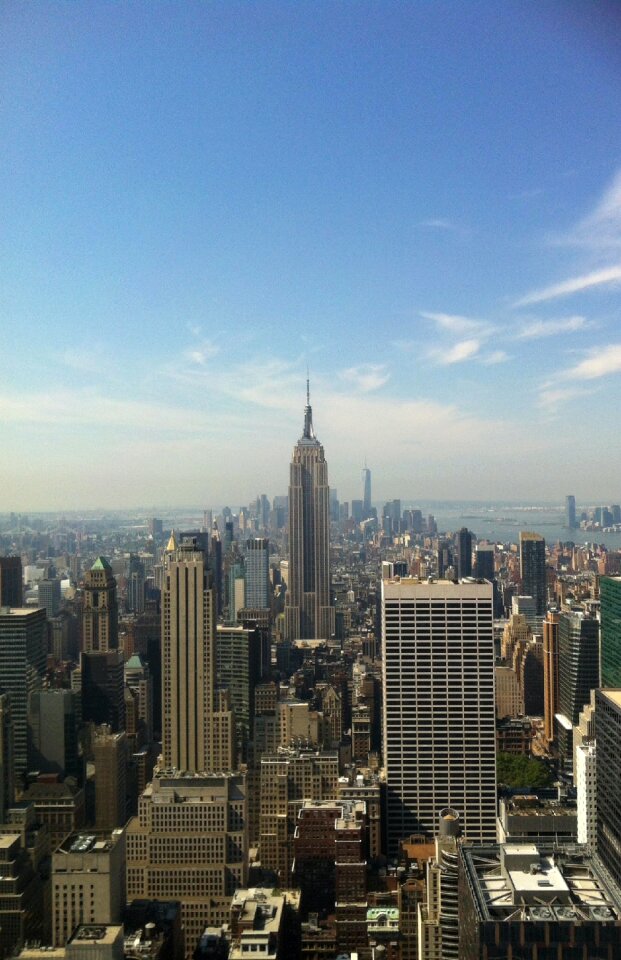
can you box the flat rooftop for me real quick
[598,689,621,710]
[463,843,621,924]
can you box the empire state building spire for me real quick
[285,383,334,641]
[302,377,316,440]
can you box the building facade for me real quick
[595,689,621,885]
[601,576,621,687]
[0,607,47,778]
[284,384,334,641]
[82,557,119,653]
[161,536,234,774]
[519,532,547,617]
[382,578,497,855]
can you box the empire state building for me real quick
[285,384,334,640]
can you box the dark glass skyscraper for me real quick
[601,576,621,687]
[565,494,577,529]
[519,532,547,616]
[457,527,473,578]
[285,383,334,640]
[556,610,599,761]
[595,689,621,886]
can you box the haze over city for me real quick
[2,2,621,509]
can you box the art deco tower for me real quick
[161,534,235,773]
[285,383,334,640]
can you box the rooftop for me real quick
[68,925,123,946]
[463,842,621,924]
[598,689,621,710]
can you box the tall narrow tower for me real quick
[362,465,372,518]
[83,557,119,652]
[285,382,334,640]
[161,535,235,773]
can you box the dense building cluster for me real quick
[1,390,621,958]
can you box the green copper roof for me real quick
[91,556,112,571]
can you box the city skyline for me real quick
[2,3,621,508]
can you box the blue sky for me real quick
[2,1,621,509]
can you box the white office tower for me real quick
[382,578,497,855]
[576,741,597,847]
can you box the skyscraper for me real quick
[362,465,372,517]
[0,607,47,777]
[519,531,547,617]
[542,611,559,750]
[556,610,599,762]
[457,527,473,578]
[83,556,119,652]
[565,494,577,529]
[161,534,234,773]
[244,537,270,608]
[595,689,621,885]
[285,383,334,641]
[382,578,496,855]
[600,576,621,687]
[0,556,23,607]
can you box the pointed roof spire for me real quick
[165,529,178,552]
[303,375,315,439]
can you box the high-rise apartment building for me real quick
[566,494,577,529]
[51,828,126,947]
[28,688,81,780]
[0,607,47,777]
[259,748,338,882]
[83,557,119,652]
[595,689,621,885]
[93,725,128,831]
[576,740,596,847]
[542,611,559,749]
[456,528,473,579]
[285,384,334,641]
[601,576,621,687]
[382,578,496,855]
[161,535,235,773]
[556,610,599,763]
[0,556,23,607]
[0,694,14,822]
[244,538,270,609]
[519,532,547,617]
[362,466,372,517]
[216,624,262,760]
[38,577,62,618]
[126,773,247,958]
[81,650,125,732]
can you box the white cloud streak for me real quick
[340,364,390,392]
[431,338,481,365]
[514,315,588,339]
[512,265,621,307]
[420,311,492,336]
[558,343,621,381]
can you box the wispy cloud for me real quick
[481,350,508,365]
[417,218,460,231]
[420,311,493,336]
[184,339,219,366]
[430,338,481,365]
[340,364,390,392]
[537,385,596,413]
[558,343,621,381]
[514,315,588,339]
[562,168,621,251]
[512,265,621,307]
